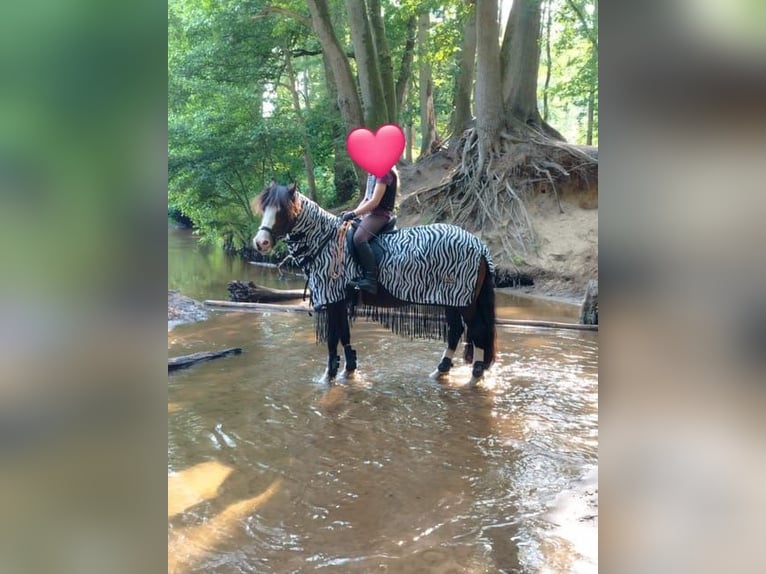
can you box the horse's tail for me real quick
[478,258,497,366]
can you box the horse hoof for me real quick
[343,369,356,380]
[320,371,336,385]
[429,368,447,380]
[430,357,453,380]
[467,362,485,387]
[343,347,357,372]
[325,355,340,382]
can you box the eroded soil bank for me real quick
[396,147,597,302]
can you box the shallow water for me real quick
[168,227,598,573]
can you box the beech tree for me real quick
[448,3,477,145]
[411,0,597,257]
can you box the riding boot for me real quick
[353,241,378,294]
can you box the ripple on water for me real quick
[168,299,598,573]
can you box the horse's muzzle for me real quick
[254,229,272,252]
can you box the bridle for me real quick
[258,224,275,238]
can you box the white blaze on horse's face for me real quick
[254,205,278,253]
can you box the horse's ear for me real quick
[287,182,297,194]
[269,179,277,188]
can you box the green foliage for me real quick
[169,0,340,249]
[168,0,598,252]
[542,0,599,144]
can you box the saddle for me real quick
[344,216,398,264]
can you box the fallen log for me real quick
[227,280,306,303]
[204,300,308,313]
[205,300,596,331]
[579,279,599,325]
[168,347,243,372]
[497,318,597,331]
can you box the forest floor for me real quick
[397,149,598,305]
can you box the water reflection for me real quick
[168,226,305,301]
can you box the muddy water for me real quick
[168,227,598,573]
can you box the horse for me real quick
[252,181,496,386]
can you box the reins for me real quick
[329,220,352,279]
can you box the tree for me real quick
[283,46,318,200]
[542,0,598,144]
[394,15,417,121]
[305,0,364,133]
[408,0,597,258]
[169,0,338,251]
[345,0,390,128]
[474,0,504,167]
[368,0,398,121]
[448,3,477,144]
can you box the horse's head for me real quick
[252,181,301,253]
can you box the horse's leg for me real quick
[430,306,464,379]
[464,259,495,386]
[324,302,342,382]
[338,301,357,377]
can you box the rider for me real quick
[341,166,399,294]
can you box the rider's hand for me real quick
[341,211,356,222]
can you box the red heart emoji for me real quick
[346,124,406,177]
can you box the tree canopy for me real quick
[168,0,598,252]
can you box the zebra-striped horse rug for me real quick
[286,196,495,342]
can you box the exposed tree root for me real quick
[400,126,597,264]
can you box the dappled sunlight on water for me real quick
[168,479,282,574]
[168,461,234,518]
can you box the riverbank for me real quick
[168,289,207,330]
[396,154,598,301]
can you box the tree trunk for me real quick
[395,16,417,119]
[501,0,564,139]
[502,0,543,124]
[320,52,362,201]
[368,0,396,123]
[346,0,388,128]
[405,121,414,163]
[475,0,504,167]
[586,73,595,145]
[449,4,477,144]
[418,11,437,157]
[306,0,363,133]
[284,49,317,201]
[542,0,553,122]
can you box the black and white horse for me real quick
[252,182,496,386]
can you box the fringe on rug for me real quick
[314,306,329,343]
[358,303,449,341]
[313,303,453,343]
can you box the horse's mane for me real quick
[252,182,301,222]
